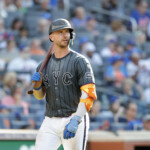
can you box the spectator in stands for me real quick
[125,39,142,60]
[82,42,103,66]
[121,78,143,100]
[135,30,146,47]
[0,105,11,128]
[37,18,49,36]
[0,18,5,33]
[71,6,88,28]
[0,39,19,63]
[85,16,100,38]
[17,26,30,47]
[41,12,52,25]
[119,102,142,130]
[109,96,124,122]
[39,0,51,12]
[29,38,46,55]
[2,71,17,96]
[130,0,150,37]
[11,18,23,39]
[139,56,150,87]
[36,18,50,51]
[89,101,101,122]
[126,52,149,87]
[126,52,140,80]
[144,78,150,104]
[1,0,17,12]
[102,0,123,23]
[78,37,89,53]
[105,55,127,87]
[14,0,27,14]
[33,0,41,6]
[0,18,7,50]
[110,20,127,33]
[115,44,130,64]
[116,44,124,56]
[7,45,38,83]
[101,38,118,58]
[143,114,150,130]
[11,18,23,31]
[51,0,70,20]
[1,84,29,115]
[0,59,5,71]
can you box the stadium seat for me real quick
[29,105,44,114]
[135,101,147,118]
[142,42,150,56]
[0,114,15,129]
[9,106,24,114]
[51,9,70,20]
[110,123,130,131]
[11,120,30,129]
[95,112,114,123]
[84,0,101,13]
[31,55,45,62]
[123,0,135,15]
[36,121,42,129]
[24,15,39,37]
[19,113,44,129]
[96,23,112,33]
[89,122,103,130]
[70,0,83,6]
[116,32,135,46]
[21,113,44,123]
[144,107,150,115]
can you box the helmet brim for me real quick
[49,26,73,35]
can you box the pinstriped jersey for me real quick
[36,50,95,117]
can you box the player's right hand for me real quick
[31,72,43,90]
[63,115,81,139]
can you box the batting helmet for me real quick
[49,18,75,40]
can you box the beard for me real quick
[56,39,70,48]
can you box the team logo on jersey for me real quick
[85,72,93,78]
[43,74,51,88]
[62,72,73,85]
[52,71,73,85]
[53,71,60,85]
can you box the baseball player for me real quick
[31,18,97,150]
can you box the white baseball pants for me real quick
[35,113,89,150]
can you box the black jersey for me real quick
[36,50,95,117]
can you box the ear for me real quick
[49,34,53,42]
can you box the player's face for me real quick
[50,29,70,48]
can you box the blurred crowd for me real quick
[0,0,150,131]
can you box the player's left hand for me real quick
[63,115,81,139]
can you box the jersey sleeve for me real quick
[76,57,95,87]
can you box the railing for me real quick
[98,8,137,32]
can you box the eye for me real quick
[66,30,70,34]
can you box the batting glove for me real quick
[64,115,81,139]
[31,72,42,90]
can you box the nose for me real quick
[63,32,68,38]
[63,31,70,38]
